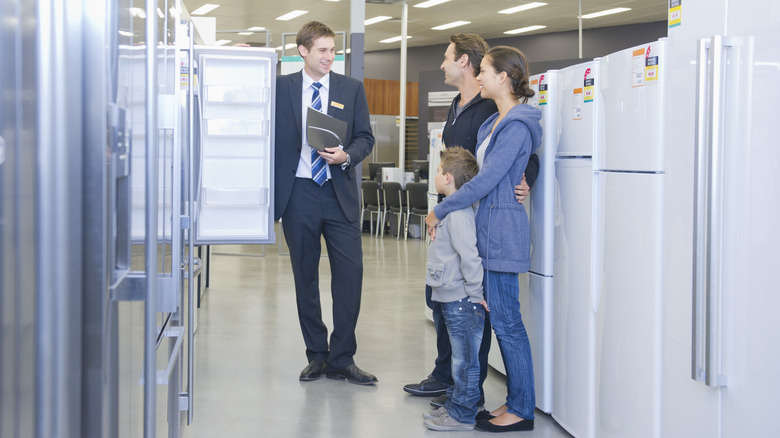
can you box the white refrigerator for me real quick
[661,0,780,436]
[592,0,780,435]
[194,46,277,244]
[512,71,559,414]
[593,38,667,438]
[551,60,603,438]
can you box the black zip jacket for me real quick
[441,93,539,189]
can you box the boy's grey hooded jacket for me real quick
[433,103,542,274]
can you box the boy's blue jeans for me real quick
[440,297,485,424]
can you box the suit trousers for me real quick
[282,177,364,370]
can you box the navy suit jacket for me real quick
[274,71,375,222]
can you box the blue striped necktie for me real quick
[310,82,326,186]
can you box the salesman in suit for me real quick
[274,21,377,385]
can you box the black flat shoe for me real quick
[475,410,495,421]
[326,364,378,385]
[475,418,534,432]
[299,360,326,381]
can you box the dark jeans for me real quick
[426,284,492,398]
[441,297,485,424]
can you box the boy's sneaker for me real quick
[424,413,475,431]
[422,406,448,420]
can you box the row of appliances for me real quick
[506,1,778,437]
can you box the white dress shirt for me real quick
[296,71,332,180]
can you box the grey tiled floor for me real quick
[182,228,573,438]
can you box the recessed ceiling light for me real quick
[380,36,413,43]
[191,4,220,15]
[432,21,471,30]
[365,16,392,26]
[248,26,266,31]
[504,25,547,35]
[214,39,231,46]
[118,30,134,37]
[414,0,450,9]
[276,10,308,21]
[238,32,253,36]
[337,48,352,54]
[581,7,631,19]
[156,8,164,18]
[498,2,547,15]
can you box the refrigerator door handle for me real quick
[186,20,196,426]
[143,0,160,433]
[694,35,738,388]
[691,38,710,384]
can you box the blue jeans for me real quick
[485,271,536,420]
[426,285,492,392]
[440,297,485,424]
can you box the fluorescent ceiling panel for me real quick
[432,21,471,30]
[191,3,220,15]
[504,25,547,34]
[498,2,547,15]
[414,0,450,9]
[365,16,392,25]
[276,10,308,21]
[380,35,413,43]
[128,7,146,19]
[581,7,631,19]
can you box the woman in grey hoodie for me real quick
[426,46,542,433]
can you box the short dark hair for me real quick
[450,34,489,77]
[296,21,336,52]
[484,46,535,103]
[440,146,479,189]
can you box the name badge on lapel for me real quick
[331,101,344,110]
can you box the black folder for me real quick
[307,107,348,151]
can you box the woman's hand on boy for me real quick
[425,211,439,241]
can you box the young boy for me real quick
[422,147,487,431]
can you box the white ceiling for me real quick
[183,0,668,52]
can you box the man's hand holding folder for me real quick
[307,107,350,166]
[307,107,348,151]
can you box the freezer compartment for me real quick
[528,71,558,276]
[557,61,603,157]
[598,39,667,173]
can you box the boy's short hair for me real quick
[296,21,336,51]
[440,146,479,190]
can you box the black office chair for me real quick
[381,182,407,239]
[361,180,382,236]
[405,182,429,242]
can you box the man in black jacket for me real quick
[403,34,539,406]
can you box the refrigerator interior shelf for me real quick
[202,187,269,207]
[204,85,269,104]
[205,119,269,137]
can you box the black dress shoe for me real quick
[326,364,378,385]
[299,360,326,381]
[475,418,534,432]
[403,375,450,396]
[475,409,495,421]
